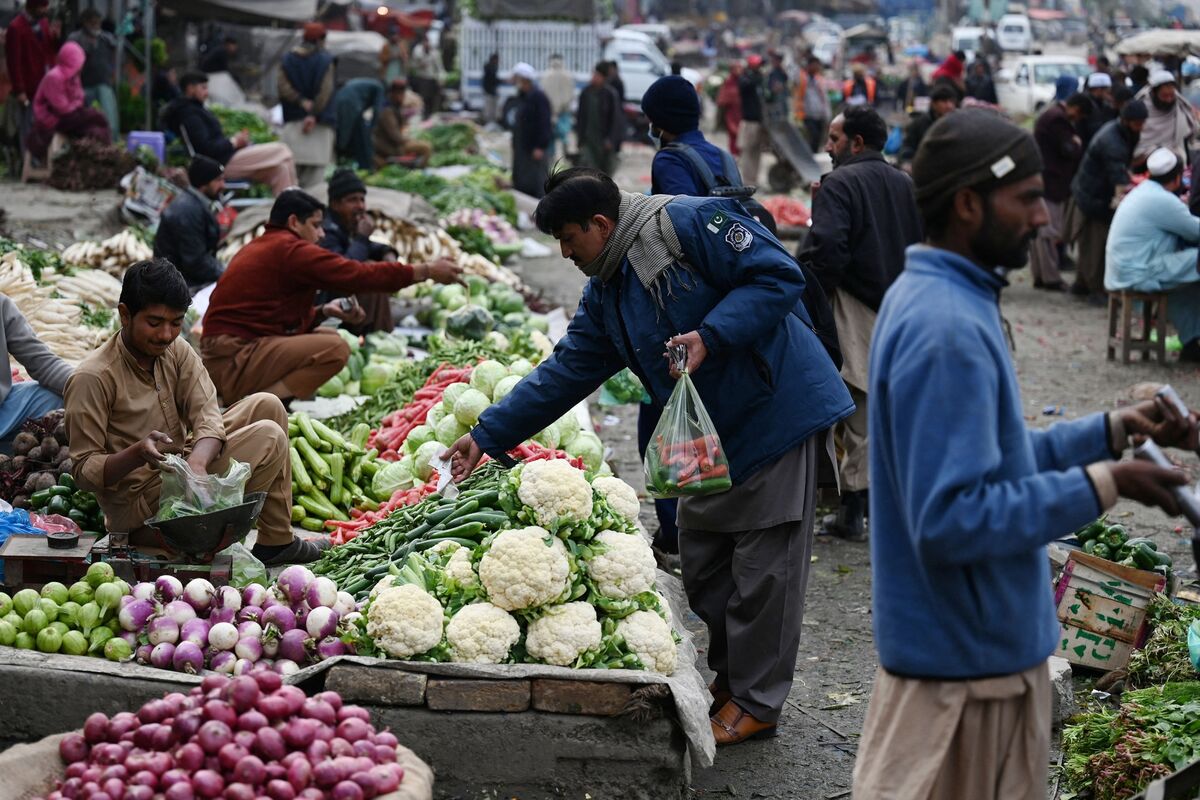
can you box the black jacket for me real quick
[318,213,394,263]
[514,86,552,154]
[153,187,223,289]
[900,111,938,162]
[739,71,764,122]
[1071,119,1137,221]
[796,151,923,311]
[575,82,624,151]
[1079,101,1117,149]
[1034,102,1084,203]
[160,97,235,164]
[965,74,997,104]
[482,61,499,96]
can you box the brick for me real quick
[425,678,530,712]
[324,665,427,707]
[531,679,633,716]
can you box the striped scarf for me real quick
[580,192,691,307]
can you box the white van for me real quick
[997,14,1033,53]
[951,26,984,63]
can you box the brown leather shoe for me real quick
[710,700,778,746]
[708,681,732,717]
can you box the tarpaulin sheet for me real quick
[159,0,317,24]
[473,0,597,21]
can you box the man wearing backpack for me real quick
[797,105,923,541]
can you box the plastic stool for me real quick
[126,130,166,164]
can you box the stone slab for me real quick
[324,664,428,707]
[531,678,633,716]
[1049,655,1075,728]
[425,678,531,712]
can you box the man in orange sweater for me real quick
[201,189,461,404]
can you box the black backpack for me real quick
[662,142,844,371]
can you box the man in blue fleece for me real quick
[852,107,1194,799]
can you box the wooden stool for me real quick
[20,133,67,184]
[1107,290,1168,364]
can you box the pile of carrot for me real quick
[369,363,474,459]
[646,433,732,497]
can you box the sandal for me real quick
[254,537,329,566]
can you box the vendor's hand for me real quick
[233,130,250,149]
[422,257,464,285]
[137,431,173,466]
[322,299,366,326]
[532,148,545,161]
[301,99,314,113]
[186,455,210,475]
[355,215,375,239]
[664,331,708,379]
[444,434,484,483]
[1111,461,1189,515]
[1119,396,1197,450]
[302,115,316,134]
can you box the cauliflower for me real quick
[618,610,677,675]
[365,585,445,659]
[445,546,479,588]
[478,526,571,611]
[586,530,656,600]
[445,602,520,664]
[512,459,594,531]
[525,602,603,667]
[591,476,641,529]
[369,575,397,599]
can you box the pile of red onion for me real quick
[40,674,406,800]
[121,566,361,676]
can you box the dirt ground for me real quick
[6,125,1199,799]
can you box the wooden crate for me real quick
[1053,550,1167,671]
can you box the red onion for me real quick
[236,709,268,732]
[373,745,395,763]
[223,784,255,800]
[287,758,312,791]
[100,765,127,782]
[336,719,371,742]
[209,650,237,674]
[162,600,197,626]
[306,739,331,763]
[282,718,317,750]
[372,731,397,749]
[331,780,364,800]
[369,764,400,794]
[66,763,86,780]
[224,676,260,711]
[233,753,266,785]
[217,741,248,772]
[314,691,342,712]
[108,713,139,740]
[148,642,175,671]
[337,705,370,723]
[82,766,101,782]
[124,786,154,800]
[175,742,205,772]
[183,578,215,613]
[160,768,189,789]
[252,669,283,693]
[298,790,325,800]
[172,709,203,741]
[130,769,158,787]
[275,566,315,605]
[155,575,183,603]
[353,757,375,775]
[147,751,173,775]
[301,699,335,726]
[277,686,306,715]
[131,723,164,751]
[256,694,289,720]
[203,699,237,728]
[255,726,286,761]
[332,756,358,779]
[93,743,126,765]
[119,598,158,633]
[262,606,297,634]
[234,729,256,751]
[164,782,194,800]
[193,769,224,798]
[330,738,354,757]
[59,733,89,763]
[138,700,170,725]
[312,761,340,789]
[172,642,205,674]
[197,720,233,754]
[352,739,375,759]
[146,617,180,646]
[351,771,379,799]
[201,675,229,693]
[83,713,109,744]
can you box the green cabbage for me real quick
[556,413,580,448]
[528,315,550,334]
[491,375,521,403]
[484,331,510,352]
[316,376,344,398]
[337,328,361,351]
[465,275,490,297]
[469,360,509,398]
[566,430,604,473]
[360,363,393,396]
[426,402,448,427]
[413,441,445,481]
[533,426,560,451]
[405,425,435,454]
[508,358,533,377]
[445,304,495,341]
[372,461,414,500]
[493,290,526,315]
[454,388,491,426]
[442,382,471,408]
[435,415,469,446]
[435,284,468,311]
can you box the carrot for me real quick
[699,464,729,479]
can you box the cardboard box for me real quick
[1053,550,1167,671]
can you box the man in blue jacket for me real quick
[446,167,854,745]
[854,107,1193,798]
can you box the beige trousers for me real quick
[1028,199,1065,286]
[852,661,1051,800]
[115,394,293,547]
[224,143,299,196]
[201,328,350,405]
[738,120,767,187]
[832,291,875,493]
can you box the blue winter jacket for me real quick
[869,245,1115,679]
[472,196,855,484]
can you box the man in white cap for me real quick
[1105,146,1200,360]
[1080,71,1115,149]
[1135,70,1198,158]
[510,62,553,198]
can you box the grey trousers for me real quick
[677,438,817,723]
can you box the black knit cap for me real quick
[328,168,367,201]
[187,155,224,188]
[641,75,701,135]
[913,107,1043,218]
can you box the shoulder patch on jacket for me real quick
[706,211,729,233]
[725,222,753,252]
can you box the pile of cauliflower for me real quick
[356,460,679,675]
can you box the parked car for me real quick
[951,25,985,63]
[997,14,1034,52]
[995,55,1089,115]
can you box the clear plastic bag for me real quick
[643,346,732,499]
[220,542,269,588]
[153,454,252,521]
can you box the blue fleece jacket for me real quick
[869,245,1115,679]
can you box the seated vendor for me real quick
[1105,147,1200,360]
[201,189,462,405]
[0,294,73,441]
[372,79,433,169]
[317,169,398,335]
[153,156,226,293]
[63,259,326,565]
